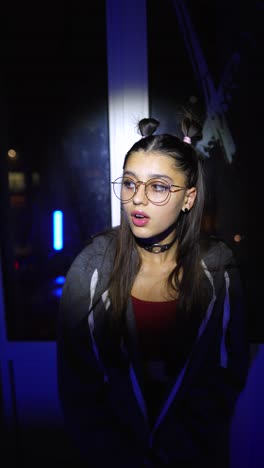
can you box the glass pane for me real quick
[147,0,262,340]
[0,1,110,340]
[147,0,204,133]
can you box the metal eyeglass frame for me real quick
[111,176,187,204]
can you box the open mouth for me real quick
[131,211,150,227]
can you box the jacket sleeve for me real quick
[151,250,250,467]
[56,248,145,467]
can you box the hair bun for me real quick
[181,116,202,142]
[138,118,160,137]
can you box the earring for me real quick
[183,207,189,213]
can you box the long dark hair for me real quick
[108,116,206,331]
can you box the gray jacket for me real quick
[57,228,249,467]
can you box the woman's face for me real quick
[122,151,197,241]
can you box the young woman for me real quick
[56,117,249,467]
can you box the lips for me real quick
[131,210,150,227]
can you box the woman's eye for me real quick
[123,179,135,189]
[151,183,168,192]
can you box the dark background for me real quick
[0,1,110,340]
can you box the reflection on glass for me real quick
[8,172,26,192]
[1,0,109,341]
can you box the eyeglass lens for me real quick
[112,177,171,203]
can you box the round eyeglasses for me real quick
[111,176,186,204]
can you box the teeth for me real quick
[135,214,144,218]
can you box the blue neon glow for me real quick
[54,276,65,285]
[53,210,63,250]
[52,287,63,298]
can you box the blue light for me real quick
[54,276,65,285]
[53,210,63,250]
[52,287,63,298]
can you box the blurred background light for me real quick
[53,210,63,251]
[8,148,17,158]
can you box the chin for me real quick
[130,226,151,238]
[132,227,164,243]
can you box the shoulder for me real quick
[67,227,117,275]
[199,235,245,308]
[200,234,236,271]
[58,228,118,327]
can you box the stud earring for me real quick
[183,207,189,213]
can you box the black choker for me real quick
[135,222,178,254]
[143,236,177,254]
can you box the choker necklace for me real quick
[142,236,177,254]
[135,222,178,254]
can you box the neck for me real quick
[135,223,177,254]
[142,236,177,254]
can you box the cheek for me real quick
[166,197,184,217]
[155,204,182,226]
[167,205,182,222]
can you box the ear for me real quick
[181,187,197,213]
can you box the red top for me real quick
[131,295,177,360]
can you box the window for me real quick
[0,1,110,340]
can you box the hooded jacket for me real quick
[56,228,249,468]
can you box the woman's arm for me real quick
[56,252,145,467]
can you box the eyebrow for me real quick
[123,170,174,183]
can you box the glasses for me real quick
[111,176,186,204]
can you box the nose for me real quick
[132,181,148,205]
